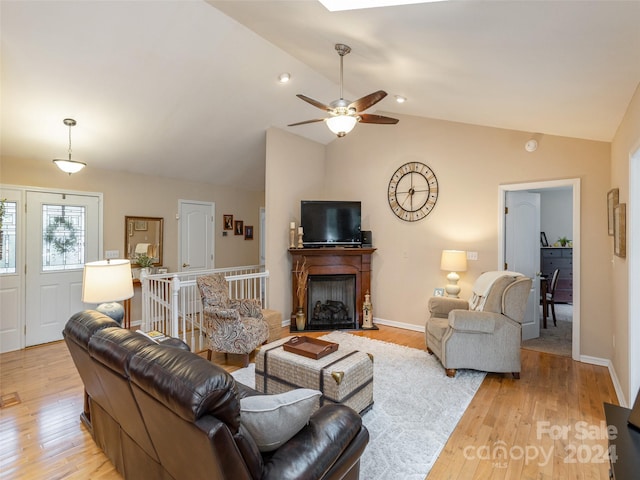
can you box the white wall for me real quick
[540,189,573,246]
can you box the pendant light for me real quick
[53,118,86,174]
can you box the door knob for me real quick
[183,263,190,268]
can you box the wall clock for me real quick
[388,161,439,222]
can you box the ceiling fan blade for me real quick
[297,94,332,112]
[288,118,326,127]
[349,90,387,112]
[359,113,399,125]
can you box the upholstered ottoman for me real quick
[255,337,374,414]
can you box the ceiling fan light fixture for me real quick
[326,114,358,137]
[52,118,86,175]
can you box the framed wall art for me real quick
[614,203,626,258]
[607,188,619,236]
[223,214,233,230]
[234,220,244,236]
[244,225,253,240]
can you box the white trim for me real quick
[498,179,581,361]
[629,146,640,407]
[374,317,425,332]
[580,355,627,408]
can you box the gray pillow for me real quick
[240,389,321,452]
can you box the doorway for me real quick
[499,179,581,360]
[178,200,214,272]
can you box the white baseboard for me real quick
[580,354,627,407]
[373,317,424,333]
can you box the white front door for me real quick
[505,191,540,341]
[179,200,214,272]
[25,191,101,346]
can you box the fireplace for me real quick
[306,274,356,330]
[289,247,376,331]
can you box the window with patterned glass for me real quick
[42,204,86,271]
[0,201,17,274]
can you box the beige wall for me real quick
[1,156,264,270]
[265,128,325,319]
[266,114,613,362]
[611,81,640,404]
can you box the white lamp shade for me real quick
[326,115,358,136]
[82,260,134,304]
[53,158,87,174]
[440,250,467,272]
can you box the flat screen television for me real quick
[301,200,361,247]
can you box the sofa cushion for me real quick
[240,389,321,452]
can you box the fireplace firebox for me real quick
[307,275,356,330]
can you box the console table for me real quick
[289,248,375,330]
[604,402,640,479]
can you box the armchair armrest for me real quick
[428,296,469,318]
[229,298,263,318]
[203,306,240,321]
[262,404,368,480]
[448,309,500,333]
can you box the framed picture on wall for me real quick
[134,220,147,231]
[245,225,253,240]
[223,214,233,230]
[234,220,244,236]
[540,232,549,247]
[614,203,626,258]
[607,188,619,236]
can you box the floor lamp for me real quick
[441,250,467,298]
[82,259,134,324]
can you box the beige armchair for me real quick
[197,273,269,367]
[425,271,532,378]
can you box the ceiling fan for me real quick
[288,43,399,137]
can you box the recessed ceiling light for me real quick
[278,72,291,83]
[395,95,407,104]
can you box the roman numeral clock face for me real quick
[388,162,439,222]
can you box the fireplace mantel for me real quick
[289,247,376,330]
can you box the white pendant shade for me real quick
[53,158,86,174]
[82,259,133,303]
[326,115,358,137]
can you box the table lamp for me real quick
[440,250,467,298]
[82,259,134,324]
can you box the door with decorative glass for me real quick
[25,191,100,346]
[0,189,21,352]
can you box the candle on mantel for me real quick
[290,222,295,229]
[298,226,303,234]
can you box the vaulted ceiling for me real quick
[2,1,639,191]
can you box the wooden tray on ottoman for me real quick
[283,336,338,359]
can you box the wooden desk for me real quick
[123,278,141,329]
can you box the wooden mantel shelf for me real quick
[289,247,376,330]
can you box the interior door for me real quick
[505,191,540,341]
[25,191,100,346]
[179,200,214,272]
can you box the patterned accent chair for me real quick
[425,271,532,378]
[197,273,269,367]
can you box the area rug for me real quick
[231,331,485,480]
[521,305,573,357]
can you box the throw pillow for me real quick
[240,388,321,452]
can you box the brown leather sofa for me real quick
[63,311,369,480]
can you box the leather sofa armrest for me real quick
[262,404,368,480]
[159,337,191,351]
[449,309,499,333]
[428,296,469,318]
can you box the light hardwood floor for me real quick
[0,325,617,479]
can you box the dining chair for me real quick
[545,268,560,326]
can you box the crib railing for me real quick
[140,265,269,350]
